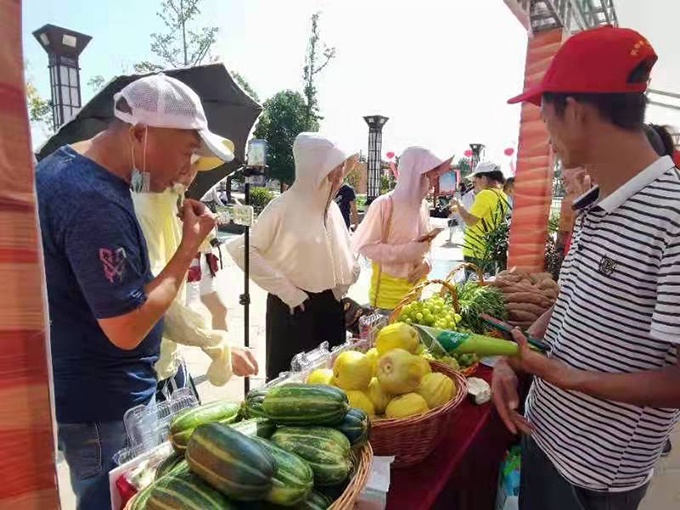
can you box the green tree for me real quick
[26,81,54,136]
[232,71,259,102]
[302,12,336,126]
[87,75,106,93]
[456,157,472,177]
[253,90,319,189]
[132,0,259,101]
[137,0,218,71]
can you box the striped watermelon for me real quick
[297,490,333,510]
[170,400,241,453]
[243,388,269,419]
[335,408,370,448]
[263,384,350,426]
[252,437,314,506]
[270,427,351,486]
[186,423,276,501]
[230,417,276,439]
[155,452,185,481]
[146,461,237,509]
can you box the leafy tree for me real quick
[132,0,259,101]
[142,0,218,69]
[87,75,106,93]
[302,12,335,126]
[26,81,54,136]
[456,157,472,177]
[232,71,259,102]
[253,90,318,189]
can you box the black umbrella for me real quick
[36,64,262,200]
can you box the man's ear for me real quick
[565,97,590,127]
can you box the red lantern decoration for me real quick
[464,150,473,157]
[504,147,515,156]
[386,151,395,159]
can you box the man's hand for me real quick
[231,346,259,377]
[492,358,535,435]
[509,329,575,388]
[408,260,430,284]
[180,199,216,249]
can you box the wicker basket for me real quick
[123,443,374,510]
[329,443,374,510]
[389,278,461,324]
[369,361,468,468]
[441,261,487,289]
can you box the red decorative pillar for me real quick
[0,1,61,508]
[507,28,565,272]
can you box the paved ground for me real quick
[56,221,680,508]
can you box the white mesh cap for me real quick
[113,73,234,162]
[469,161,500,178]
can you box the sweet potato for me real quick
[505,302,548,317]
[502,292,553,308]
[508,310,539,322]
[538,279,558,291]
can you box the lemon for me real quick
[375,323,419,355]
[416,372,455,409]
[376,348,424,395]
[367,377,392,415]
[365,348,379,376]
[306,368,334,386]
[346,390,376,417]
[333,351,373,390]
[385,393,429,419]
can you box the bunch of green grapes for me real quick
[397,296,462,330]
[421,351,478,371]
[448,352,479,369]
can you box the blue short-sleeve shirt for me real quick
[37,146,163,424]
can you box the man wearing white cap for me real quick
[36,74,229,509]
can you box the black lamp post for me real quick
[363,115,389,203]
[469,143,485,172]
[32,24,92,129]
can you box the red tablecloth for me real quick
[387,366,516,510]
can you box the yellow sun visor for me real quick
[195,138,236,172]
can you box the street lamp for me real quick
[32,24,92,129]
[469,143,486,172]
[363,115,389,203]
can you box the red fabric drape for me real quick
[0,1,61,508]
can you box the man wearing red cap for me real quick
[493,26,680,510]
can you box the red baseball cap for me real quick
[508,26,657,106]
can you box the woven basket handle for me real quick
[389,278,461,323]
[439,262,486,298]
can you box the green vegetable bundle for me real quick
[450,282,507,334]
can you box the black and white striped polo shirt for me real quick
[526,155,680,491]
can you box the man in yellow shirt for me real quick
[451,162,509,277]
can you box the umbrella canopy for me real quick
[36,64,262,200]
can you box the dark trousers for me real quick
[266,290,345,381]
[520,436,649,510]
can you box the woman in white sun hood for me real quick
[227,133,360,380]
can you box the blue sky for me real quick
[23,0,680,163]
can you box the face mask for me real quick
[130,127,151,193]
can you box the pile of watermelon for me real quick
[131,384,370,509]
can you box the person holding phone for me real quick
[450,161,509,278]
[227,133,360,380]
[352,147,452,311]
